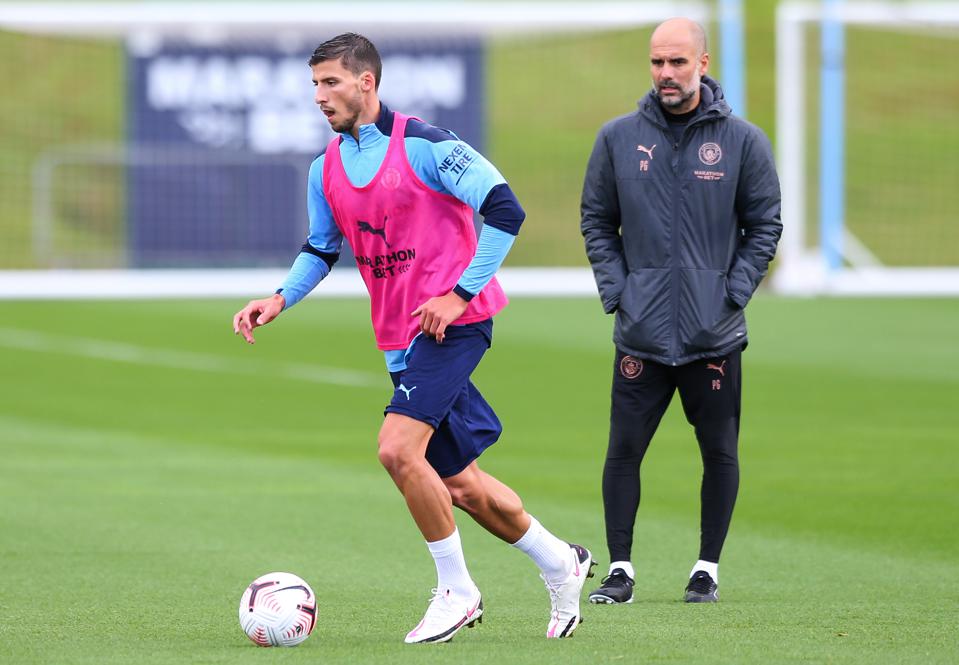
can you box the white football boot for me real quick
[404,586,483,644]
[544,544,595,638]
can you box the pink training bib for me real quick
[322,112,508,350]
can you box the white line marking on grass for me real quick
[0,327,382,388]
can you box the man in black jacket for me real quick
[581,18,781,604]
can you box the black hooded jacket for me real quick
[580,76,782,365]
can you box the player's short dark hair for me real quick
[308,33,382,90]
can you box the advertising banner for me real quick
[126,39,483,268]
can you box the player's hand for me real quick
[233,294,285,344]
[411,291,469,344]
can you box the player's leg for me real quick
[384,322,493,643]
[441,460,527,543]
[378,413,483,644]
[442,460,594,638]
[676,348,743,602]
[436,368,596,639]
[442,462,584,587]
[591,349,674,604]
[377,413,456,540]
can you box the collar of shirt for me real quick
[338,104,395,150]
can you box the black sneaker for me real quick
[588,568,634,604]
[684,570,718,603]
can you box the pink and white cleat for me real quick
[544,544,595,638]
[404,586,483,644]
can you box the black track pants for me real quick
[603,347,742,564]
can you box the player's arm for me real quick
[581,123,626,314]
[408,131,525,342]
[234,156,342,344]
[727,127,782,309]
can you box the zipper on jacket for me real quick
[646,100,722,365]
[669,136,681,365]
[667,111,719,365]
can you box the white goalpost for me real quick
[773,1,959,296]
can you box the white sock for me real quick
[609,560,635,579]
[511,515,571,584]
[690,559,719,584]
[426,529,475,598]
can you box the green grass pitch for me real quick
[1,297,957,664]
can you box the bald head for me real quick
[650,17,707,58]
[648,17,710,114]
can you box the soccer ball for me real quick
[238,572,317,647]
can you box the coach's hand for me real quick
[412,291,469,344]
[233,294,285,344]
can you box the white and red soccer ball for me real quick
[238,572,317,647]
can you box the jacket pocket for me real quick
[680,269,745,355]
[614,268,671,357]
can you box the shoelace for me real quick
[542,573,574,613]
[600,571,632,587]
[541,574,561,598]
[542,551,580,610]
[425,588,448,607]
[687,574,715,594]
[426,587,479,612]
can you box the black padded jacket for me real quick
[581,76,782,365]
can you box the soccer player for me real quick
[233,33,594,642]
[580,18,782,604]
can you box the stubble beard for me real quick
[329,92,364,134]
[655,74,701,110]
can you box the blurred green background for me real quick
[1,0,957,268]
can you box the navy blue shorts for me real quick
[385,319,502,478]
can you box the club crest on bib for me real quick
[620,355,643,379]
[381,167,402,190]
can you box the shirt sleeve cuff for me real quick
[453,284,476,302]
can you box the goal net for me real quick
[773,1,959,296]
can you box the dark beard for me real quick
[333,116,356,134]
[330,95,363,134]
[331,110,359,134]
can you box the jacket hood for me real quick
[637,75,731,126]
